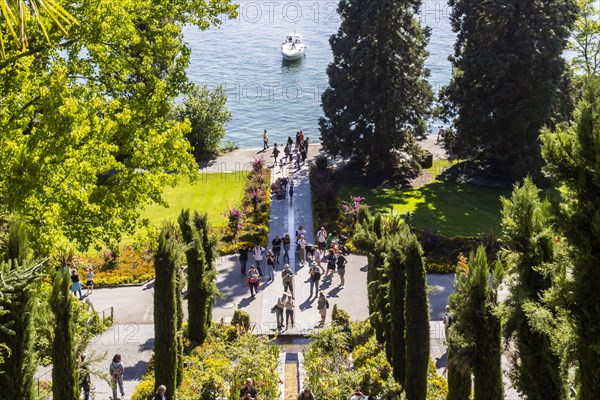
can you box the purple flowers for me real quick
[340,196,369,230]
[224,207,246,238]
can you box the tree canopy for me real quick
[441,0,577,181]
[0,0,236,253]
[319,0,432,177]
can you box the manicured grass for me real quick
[141,172,247,228]
[339,160,511,236]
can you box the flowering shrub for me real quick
[80,246,154,286]
[340,195,369,233]
[131,324,280,400]
[303,314,448,399]
[250,157,265,172]
[223,207,246,238]
[218,162,271,253]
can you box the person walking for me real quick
[153,385,167,400]
[317,291,329,327]
[295,149,302,169]
[71,268,83,299]
[296,234,307,268]
[284,143,291,163]
[109,354,125,400]
[285,294,295,329]
[313,248,323,272]
[247,265,260,297]
[239,243,249,276]
[263,129,269,149]
[266,249,276,281]
[240,377,258,400]
[272,235,282,265]
[295,131,301,147]
[252,243,265,276]
[316,227,327,251]
[336,253,347,288]
[325,249,337,278]
[274,294,286,330]
[283,234,291,263]
[85,268,94,296]
[309,264,321,297]
[443,305,453,341]
[272,143,280,166]
[282,264,294,298]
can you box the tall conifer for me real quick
[320,0,432,176]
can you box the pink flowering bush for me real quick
[340,196,369,232]
[223,207,246,238]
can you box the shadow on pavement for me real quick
[138,338,154,352]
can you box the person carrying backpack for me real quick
[109,354,125,400]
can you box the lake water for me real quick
[184,0,455,148]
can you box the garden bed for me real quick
[132,323,281,400]
[220,158,272,254]
[79,246,155,287]
[302,308,448,399]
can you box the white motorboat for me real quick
[281,33,306,61]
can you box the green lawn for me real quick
[141,172,247,228]
[339,160,511,236]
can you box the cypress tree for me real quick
[500,178,563,399]
[194,212,218,335]
[320,0,432,176]
[442,0,577,180]
[386,236,407,384]
[446,254,473,400]
[404,233,429,400]
[50,269,77,400]
[0,220,44,400]
[178,209,207,344]
[446,348,472,400]
[540,76,600,399]
[154,222,182,399]
[468,247,503,400]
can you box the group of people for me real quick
[238,225,349,327]
[265,129,310,170]
[69,265,94,300]
[240,379,372,400]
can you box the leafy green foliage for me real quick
[540,76,600,399]
[441,0,577,180]
[0,0,237,254]
[568,0,600,75]
[404,234,430,400]
[500,178,565,398]
[179,210,219,345]
[50,269,77,400]
[132,324,280,400]
[319,0,432,176]
[447,248,503,400]
[172,84,232,163]
[0,220,45,400]
[153,222,184,399]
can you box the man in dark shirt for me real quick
[239,244,249,276]
[240,378,258,400]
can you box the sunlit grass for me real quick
[339,160,511,236]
